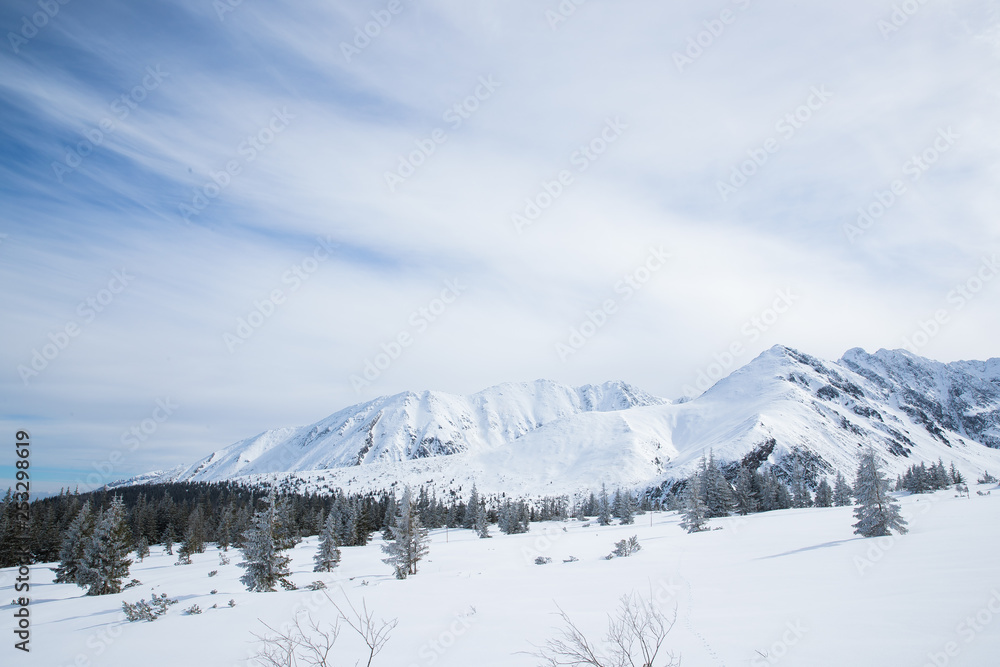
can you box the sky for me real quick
[1,0,999,495]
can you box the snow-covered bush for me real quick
[122,593,178,622]
[534,556,552,565]
[306,580,327,591]
[978,471,998,484]
[610,535,641,558]
[183,604,202,615]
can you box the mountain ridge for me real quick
[118,345,1000,497]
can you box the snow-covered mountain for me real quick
[123,346,1000,497]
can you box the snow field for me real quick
[6,487,999,667]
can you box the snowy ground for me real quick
[6,486,1000,667]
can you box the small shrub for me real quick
[122,593,178,622]
[210,589,218,594]
[563,556,579,563]
[228,599,237,607]
[306,581,327,591]
[122,578,142,590]
[610,535,642,559]
[183,604,202,615]
[978,471,998,484]
[535,556,552,565]
[219,552,231,566]
[208,570,218,578]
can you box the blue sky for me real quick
[2,0,999,494]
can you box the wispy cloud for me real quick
[1,0,998,492]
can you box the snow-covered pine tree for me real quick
[814,479,833,507]
[597,484,612,526]
[135,535,150,562]
[475,501,491,539]
[679,475,708,533]
[733,467,760,515]
[184,506,207,554]
[163,524,175,555]
[313,511,341,572]
[790,463,813,508]
[933,459,951,489]
[950,462,964,485]
[464,484,480,529]
[852,448,908,538]
[53,500,95,584]
[238,491,296,592]
[381,494,396,541]
[704,452,734,517]
[832,472,853,506]
[77,497,133,595]
[618,490,635,525]
[380,486,429,579]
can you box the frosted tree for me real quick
[704,452,734,517]
[852,448,908,538]
[814,479,833,508]
[679,477,708,533]
[464,484,480,529]
[77,497,133,595]
[597,484,612,526]
[313,511,341,572]
[475,501,491,539]
[832,472,853,506]
[53,501,95,584]
[239,492,296,592]
[790,463,813,508]
[733,467,760,515]
[380,487,429,579]
[135,535,150,562]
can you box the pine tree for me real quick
[833,472,853,506]
[679,475,708,533]
[380,487,429,579]
[475,501,491,539]
[704,452,734,517]
[852,448,908,538]
[597,484,612,526]
[733,467,760,515]
[464,485,480,529]
[790,463,813,509]
[135,535,150,562]
[313,511,341,572]
[77,497,133,596]
[239,492,296,592]
[950,462,964,485]
[53,501,95,584]
[163,524,175,555]
[814,479,833,507]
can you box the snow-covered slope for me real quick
[147,380,666,484]
[123,347,1000,496]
